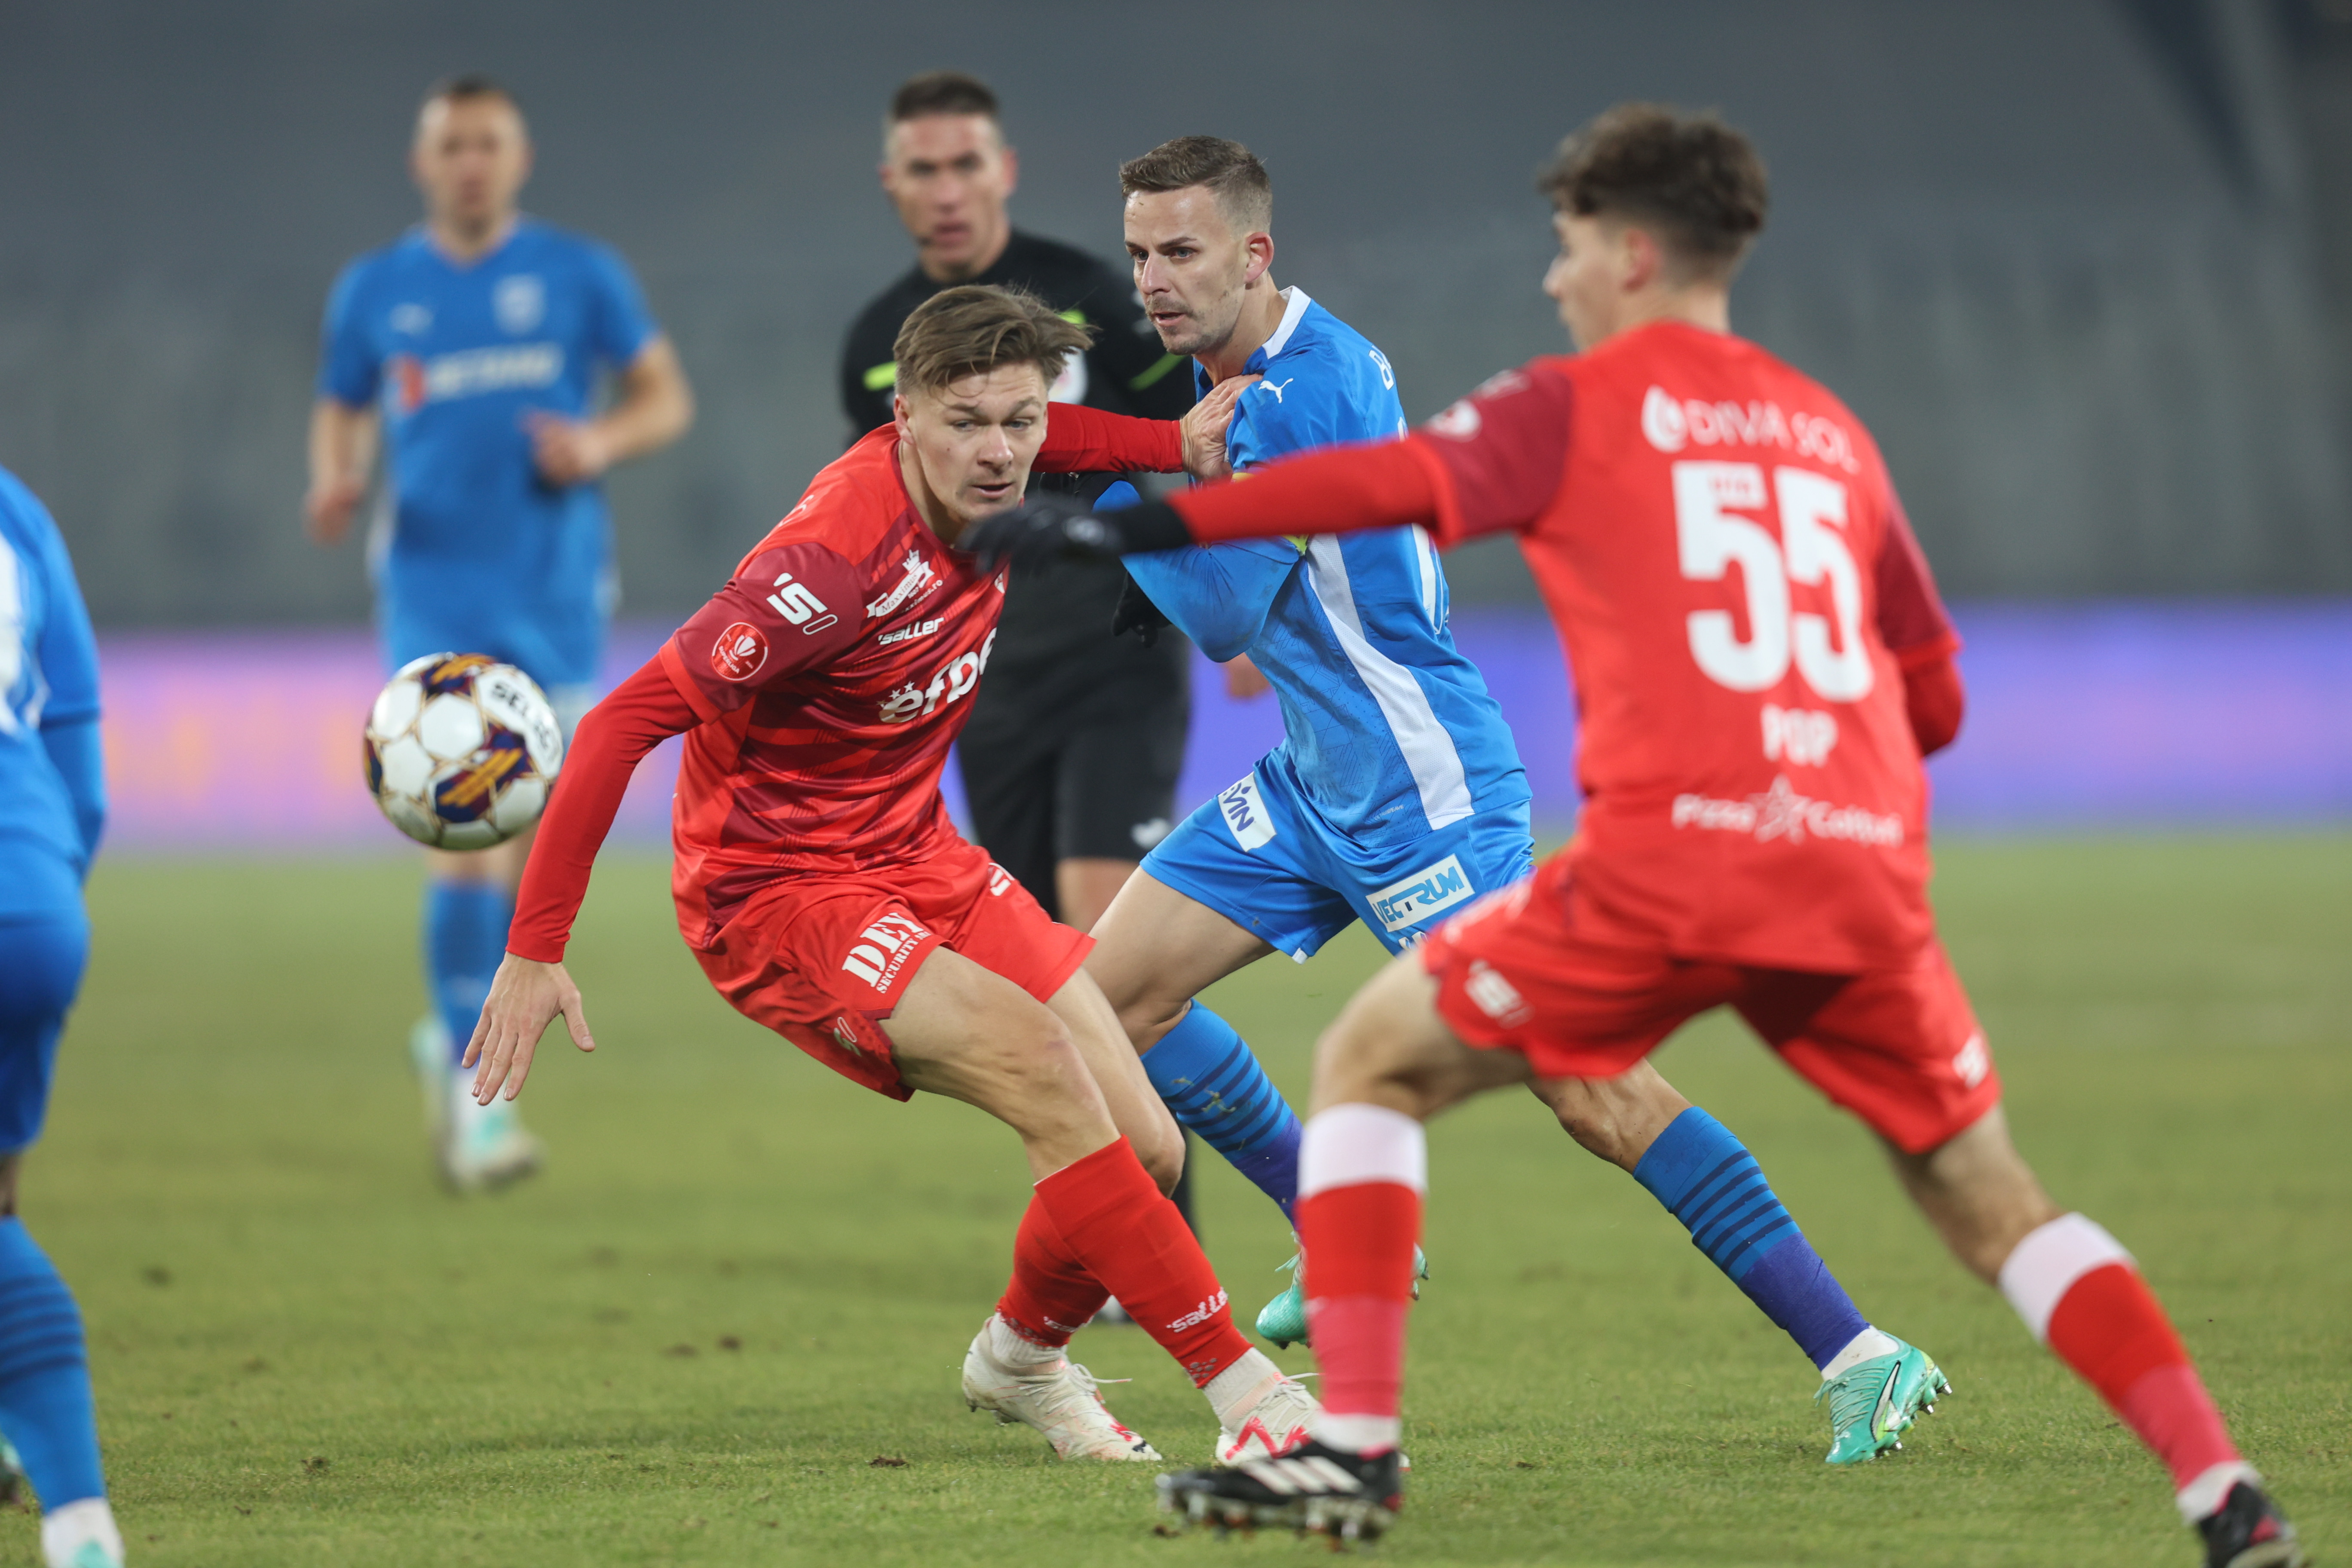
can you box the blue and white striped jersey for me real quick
[1124,289,1527,844]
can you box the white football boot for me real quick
[411,1016,543,1193]
[1207,1347,1322,1464]
[961,1316,1161,1461]
[40,1498,124,1568]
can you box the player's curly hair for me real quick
[1539,104,1768,281]
[892,285,1094,397]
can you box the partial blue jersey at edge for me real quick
[0,466,105,906]
[318,217,658,688]
[1123,288,1527,845]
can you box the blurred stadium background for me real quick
[2,0,2348,847]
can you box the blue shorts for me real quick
[1142,759,1535,961]
[0,843,89,1154]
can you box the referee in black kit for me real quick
[842,71,1199,1239]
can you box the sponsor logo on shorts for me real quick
[1369,854,1476,934]
[1219,772,1276,851]
[1165,1288,1229,1335]
[877,615,943,647]
[711,622,769,681]
[1951,1030,1990,1088]
[1761,703,1838,767]
[839,911,932,994]
[865,550,939,619]
[1463,960,1530,1027]
[1670,775,1903,848]
[831,1015,863,1055]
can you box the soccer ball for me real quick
[363,653,564,849]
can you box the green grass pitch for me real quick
[16,836,2348,1565]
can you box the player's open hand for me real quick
[464,954,596,1104]
[1180,373,1258,481]
[527,413,613,488]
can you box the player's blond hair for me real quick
[892,285,1094,396]
[1119,136,1273,236]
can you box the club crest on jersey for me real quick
[710,622,769,681]
[1218,772,1277,852]
[839,911,931,993]
[494,274,545,334]
[865,551,939,619]
[1369,854,1475,934]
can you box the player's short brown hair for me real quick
[889,70,1000,126]
[892,285,1093,398]
[1118,136,1273,234]
[1539,104,1768,281]
[422,72,521,116]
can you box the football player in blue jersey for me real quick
[306,75,694,1191]
[1079,139,1926,1463]
[0,467,124,1568]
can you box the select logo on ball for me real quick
[712,623,769,681]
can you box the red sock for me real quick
[995,1194,1110,1349]
[2046,1262,2239,1490]
[1298,1181,1422,1422]
[1032,1137,1249,1386]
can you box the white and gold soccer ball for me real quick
[363,653,564,849]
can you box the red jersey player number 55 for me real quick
[1672,459,1872,702]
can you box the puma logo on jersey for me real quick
[1259,377,1295,403]
[865,550,939,619]
[839,912,931,992]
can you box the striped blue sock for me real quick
[0,1218,104,1509]
[425,882,514,1067]
[1633,1107,1869,1370]
[1141,1004,1300,1224]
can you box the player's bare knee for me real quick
[1129,1110,1186,1194]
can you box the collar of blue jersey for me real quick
[1194,286,1316,398]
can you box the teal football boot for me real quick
[1253,1245,1429,1349]
[1817,1338,1949,1464]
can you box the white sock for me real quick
[1996,1213,2134,1344]
[2177,1460,2262,1525]
[41,1498,122,1568]
[1298,1103,1427,1199]
[985,1313,1063,1370]
[1313,1412,1401,1455]
[1819,1326,1904,1380]
[1203,1347,1284,1426]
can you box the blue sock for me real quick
[424,882,514,1068]
[1141,1004,1301,1224]
[0,1218,104,1509]
[1632,1107,1869,1370]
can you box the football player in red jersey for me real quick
[973,108,2302,1564]
[459,285,1325,1466]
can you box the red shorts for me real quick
[1421,861,1999,1154]
[682,834,1092,1101]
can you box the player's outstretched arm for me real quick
[1030,374,1255,481]
[468,655,701,1101]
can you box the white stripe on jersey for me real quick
[1261,287,1315,358]
[1409,524,1441,628]
[1305,536,1474,829]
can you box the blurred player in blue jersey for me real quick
[0,467,124,1568]
[1081,140,1928,1463]
[307,76,694,1191]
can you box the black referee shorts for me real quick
[956,659,1189,922]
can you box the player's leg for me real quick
[882,948,1307,1460]
[1771,946,2300,1560]
[1530,1066,1924,1461]
[0,891,122,1568]
[1160,952,1527,1535]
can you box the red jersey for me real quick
[1176,321,1959,974]
[658,427,1010,945]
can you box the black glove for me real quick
[1112,573,1172,646]
[962,491,1192,575]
